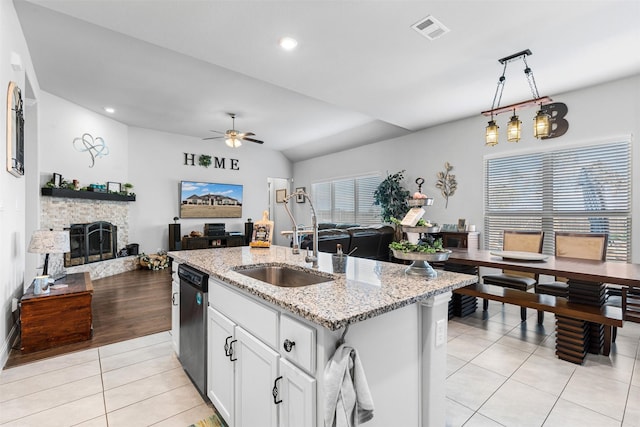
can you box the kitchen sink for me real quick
[234,265,333,287]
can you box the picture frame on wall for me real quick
[276,189,287,203]
[295,187,305,203]
[107,181,122,193]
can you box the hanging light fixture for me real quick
[507,109,521,142]
[482,49,552,145]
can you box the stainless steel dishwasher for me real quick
[178,264,209,399]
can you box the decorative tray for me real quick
[407,198,434,207]
[402,225,440,233]
[489,250,548,261]
[391,249,451,262]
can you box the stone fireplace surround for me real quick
[40,196,138,279]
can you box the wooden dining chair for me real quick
[482,230,544,321]
[535,232,608,324]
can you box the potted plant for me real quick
[374,170,410,241]
[123,182,134,195]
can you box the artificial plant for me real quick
[373,170,411,223]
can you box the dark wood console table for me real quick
[20,272,93,353]
[181,234,245,250]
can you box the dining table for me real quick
[444,248,640,363]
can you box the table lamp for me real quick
[28,229,71,276]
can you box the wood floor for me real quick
[5,268,172,368]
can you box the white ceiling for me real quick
[14,0,640,161]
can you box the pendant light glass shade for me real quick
[533,109,551,139]
[225,137,242,148]
[507,113,521,142]
[485,120,499,146]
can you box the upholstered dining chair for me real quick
[535,232,608,324]
[482,230,545,321]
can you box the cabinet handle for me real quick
[171,292,178,306]
[272,376,283,405]
[229,339,238,361]
[283,339,296,352]
[224,335,233,356]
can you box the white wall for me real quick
[0,0,41,367]
[293,75,640,262]
[127,127,292,253]
[39,92,129,188]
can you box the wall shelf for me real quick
[41,187,136,202]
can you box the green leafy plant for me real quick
[374,170,410,223]
[389,238,445,254]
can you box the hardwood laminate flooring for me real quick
[5,268,172,368]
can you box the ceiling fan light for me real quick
[225,137,242,148]
[485,120,499,146]
[533,109,551,139]
[507,113,521,142]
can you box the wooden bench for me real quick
[454,283,623,359]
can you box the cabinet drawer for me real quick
[280,314,316,375]
[210,279,278,349]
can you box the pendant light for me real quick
[507,109,521,142]
[485,118,499,146]
[481,49,554,145]
[533,106,551,139]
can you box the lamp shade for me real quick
[507,114,521,142]
[485,120,499,146]
[28,230,70,254]
[533,109,551,139]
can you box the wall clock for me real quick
[6,81,25,177]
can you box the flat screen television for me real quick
[180,181,243,218]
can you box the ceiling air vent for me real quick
[411,15,450,40]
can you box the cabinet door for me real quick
[171,275,180,355]
[279,358,316,427]
[208,307,236,427]
[235,326,280,427]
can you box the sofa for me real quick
[300,224,395,261]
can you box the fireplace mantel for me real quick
[41,187,136,202]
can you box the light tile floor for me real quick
[1,302,638,427]
[0,332,214,426]
[447,303,640,427]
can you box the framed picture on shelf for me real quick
[276,189,287,203]
[295,187,305,203]
[107,181,121,193]
[457,218,466,232]
[52,173,62,187]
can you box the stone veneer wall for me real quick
[40,196,137,279]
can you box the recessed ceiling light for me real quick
[278,37,298,51]
[104,107,115,114]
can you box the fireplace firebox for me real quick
[65,221,117,267]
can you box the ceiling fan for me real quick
[203,113,264,147]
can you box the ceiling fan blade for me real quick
[209,130,226,134]
[243,137,264,144]
[202,136,224,140]
[240,132,255,137]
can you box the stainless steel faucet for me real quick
[283,189,319,268]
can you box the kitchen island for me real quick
[169,246,477,427]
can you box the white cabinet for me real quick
[235,326,279,427]
[207,307,235,426]
[279,358,316,427]
[171,262,180,355]
[207,280,316,427]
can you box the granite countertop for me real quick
[169,246,477,330]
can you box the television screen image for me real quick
[180,181,243,218]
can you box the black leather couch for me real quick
[300,224,394,261]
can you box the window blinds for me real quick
[484,141,631,261]
[312,174,382,225]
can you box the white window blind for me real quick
[484,141,631,261]
[312,174,382,225]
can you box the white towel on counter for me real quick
[324,343,374,427]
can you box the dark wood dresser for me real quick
[20,272,93,353]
